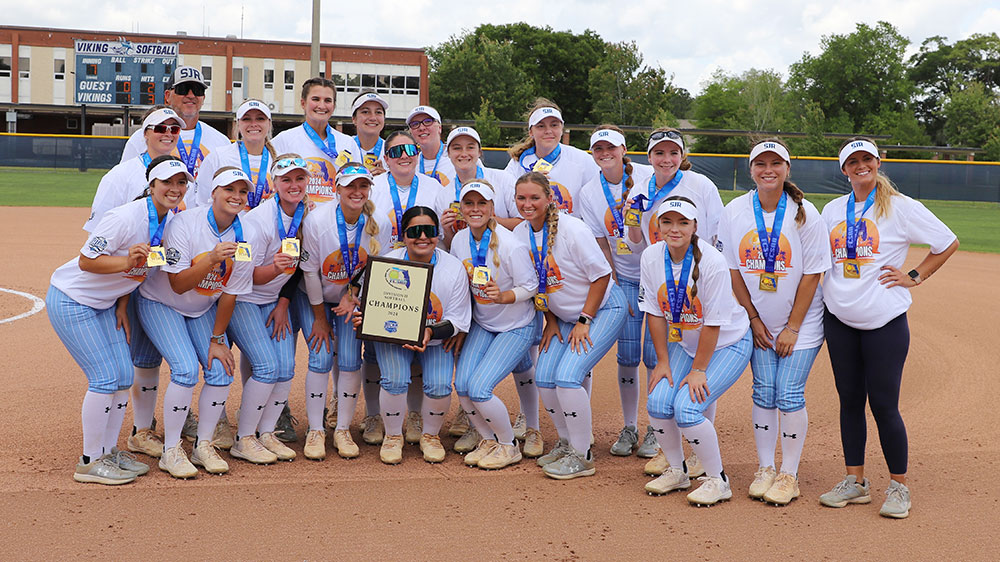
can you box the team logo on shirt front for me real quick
[738,229,793,276]
[462,259,492,305]
[829,219,880,264]
[524,250,563,294]
[87,236,108,254]
[656,284,702,330]
[191,252,235,296]
[321,247,370,285]
[550,182,573,214]
[304,158,338,203]
[165,247,181,266]
[603,208,626,238]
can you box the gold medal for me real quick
[281,238,300,257]
[616,239,632,255]
[759,272,778,292]
[534,293,549,312]
[843,259,861,279]
[472,266,490,286]
[532,160,553,174]
[393,240,405,250]
[624,207,641,227]
[235,242,253,262]
[668,325,682,343]
[449,201,464,221]
[146,246,166,267]
[334,151,351,170]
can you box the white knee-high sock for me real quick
[753,405,779,469]
[459,396,491,437]
[196,385,230,443]
[362,363,381,416]
[537,387,568,440]
[102,390,130,453]
[305,370,329,431]
[258,380,292,433]
[779,408,808,477]
[681,420,725,480]
[336,369,362,431]
[131,366,159,431]
[82,391,113,460]
[704,400,717,423]
[162,382,195,449]
[475,396,515,445]
[380,390,407,436]
[617,365,640,427]
[237,379,274,438]
[582,371,593,397]
[556,386,592,454]
[421,394,450,436]
[239,353,252,386]
[649,416,685,468]
[512,368,540,430]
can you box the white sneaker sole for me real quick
[687,490,733,506]
[73,473,136,485]
[543,467,596,480]
[645,479,692,496]
[820,494,871,508]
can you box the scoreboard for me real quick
[74,38,178,106]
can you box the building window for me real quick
[0,57,12,78]
[391,75,405,95]
[232,67,243,89]
[19,57,30,79]
[346,73,360,93]
[332,73,346,92]
[201,66,212,86]
[284,69,294,91]
[54,59,66,80]
[263,69,274,90]
[319,71,325,78]
[361,74,375,89]
[406,76,420,95]
[376,75,390,94]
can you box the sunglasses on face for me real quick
[404,224,438,239]
[173,83,206,97]
[386,144,420,159]
[648,130,682,143]
[339,165,369,176]
[274,157,308,171]
[407,117,436,130]
[147,124,181,134]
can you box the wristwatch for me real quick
[907,269,922,285]
[577,315,593,326]
[210,333,226,345]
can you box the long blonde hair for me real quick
[515,172,560,249]
[508,98,561,160]
[461,178,501,267]
[840,136,899,220]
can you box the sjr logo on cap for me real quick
[598,131,609,137]
[668,201,682,207]
[541,108,554,114]
[762,142,776,149]
[178,67,202,80]
[851,141,864,148]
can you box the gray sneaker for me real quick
[73,455,137,485]
[819,475,872,508]
[636,425,659,458]
[610,425,639,456]
[542,449,595,480]
[536,438,573,467]
[274,404,298,443]
[109,447,150,476]
[879,480,911,519]
[181,410,199,442]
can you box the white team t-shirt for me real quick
[578,163,654,281]
[450,225,537,333]
[189,142,275,211]
[350,135,386,170]
[369,172,451,247]
[121,121,231,179]
[271,124,355,204]
[626,168,725,249]
[383,247,472,346]
[821,192,957,330]
[140,206,253,317]
[449,167,519,221]
[719,192,829,350]
[639,238,750,358]
[419,144,457,192]
[300,202,392,304]
[84,157,151,232]
[52,198,174,309]
[504,143,599,218]
[237,198,307,305]
[512,214,614,324]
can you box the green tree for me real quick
[691,68,792,153]
[472,97,503,147]
[942,81,1000,150]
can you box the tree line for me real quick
[426,22,1000,160]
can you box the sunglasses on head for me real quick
[386,144,420,159]
[173,82,206,97]
[274,157,308,171]
[407,117,436,130]
[649,130,682,143]
[147,124,181,134]
[404,224,438,239]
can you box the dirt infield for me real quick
[1,206,997,561]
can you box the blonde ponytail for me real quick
[487,217,501,268]
[873,173,900,220]
[362,199,381,256]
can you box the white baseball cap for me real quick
[271,156,310,178]
[336,163,374,187]
[528,107,563,127]
[647,130,684,153]
[749,141,790,165]
[590,129,626,149]
[459,181,495,202]
[446,126,482,148]
[351,92,389,114]
[167,66,208,89]
[838,140,880,169]
[236,99,271,120]
[147,158,194,183]
[142,108,185,130]
[406,105,441,124]
[212,168,253,191]
[656,198,698,221]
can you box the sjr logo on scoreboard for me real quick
[74,38,178,106]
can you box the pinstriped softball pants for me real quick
[750,345,822,412]
[455,317,538,402]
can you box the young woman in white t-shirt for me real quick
[818,137,959,519]
[48,156,191,485]
[450,180,539,470]
[353,206,472,464]
[350,91,388,175]
[514,172,627,480]
[640,197,751,505]
[135,168,255,478]
[718,139,830,505]
[408,105,455,189]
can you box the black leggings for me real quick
[824,308,910,474]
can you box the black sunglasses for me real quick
[407,117,436,130]
[648,130,682,143]
[173,82,206,97]
[147,124,181,134]
[403,224,438,239]
[386,144,420,159]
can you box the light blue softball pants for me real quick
[227,300,295,384]
[617,277,656,369]
[750,345,822,413]
[125,288,162,368]
[374,342,455,398]
[290,289,371,373]
[455,316,538,402]
[47,286,132,394]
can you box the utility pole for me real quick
[310,0,321,78]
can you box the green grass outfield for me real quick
[2,167,997,253]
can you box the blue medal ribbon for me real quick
[239,142,270,209]
[420,142,445,181]
[208,207,244,243]
[634,170,684,212]
[752,191,788,274]
[175,122,203,177]
[469,228,492,268]
[518,144,562,173]
[528,226,549,295]
[146,197,166,246]
[405,248,437,266]
[336,205,366,277]
[453,165,485,201]
[599,165,629,237]
[140,152,152,167]
[388,174,419,238]
[354,135,384,165]
[663,245,694,324]
[275,197,305,240]
[845,188,876,260]
[302,122,340,161]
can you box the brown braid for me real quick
[689,233,702,301]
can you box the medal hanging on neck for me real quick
[354,135,383,171]
[420,142,445,181]
[628,171,685,228]
[529,226,549,311]
[239,142,270,209]
[208,207,252,262]
[145,198,168,267]
[520,144,561,174]
[176,123,203,177]
[843,188,876,279]
[752,190,787,292]
[389,174,418,249]
[470,228,492,287]
[276,197,305,258]
[664,245,694,342]
[336,205,366,278]
[600,166,632,254]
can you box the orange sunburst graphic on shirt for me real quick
[603,207,626,238]
[191,252,234,296]
[322,247,370,285]
[426,292,444,323]
[303,158,338,203]
[737,229,793,277]
[550,181,573,213]
[830,219,880,264]
[656,284,702,331]
[462,258,492,305]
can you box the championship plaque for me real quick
[356,256,433,346]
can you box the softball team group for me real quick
[48,67,960,519]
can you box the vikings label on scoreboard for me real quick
[74,38,178,106]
